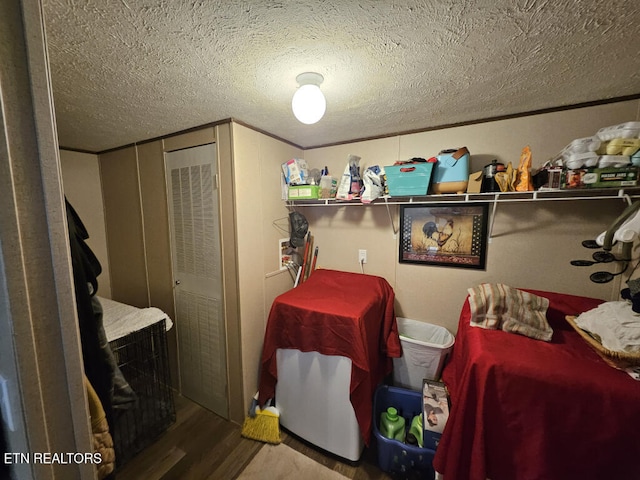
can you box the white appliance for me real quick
[275,348,364,461]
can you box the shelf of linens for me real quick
[286,187,640,207]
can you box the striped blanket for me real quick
[467,283,553,341]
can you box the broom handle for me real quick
[293,265,302,287]
[299,232,311,284]
[310,246,318,274]
[304,236,314,281]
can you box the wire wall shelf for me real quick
[286,187,640,207]
[286,187,640,238]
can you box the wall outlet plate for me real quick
[358,249,367,264]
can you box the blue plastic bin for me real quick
[385,163,434,197]
[373,384,436,477]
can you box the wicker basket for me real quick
[566,315,640,369]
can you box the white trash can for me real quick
[392,317,455,391]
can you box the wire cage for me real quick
[109,318,176,468]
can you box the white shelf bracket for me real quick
[384,198,398,237]
[489,193,500,239]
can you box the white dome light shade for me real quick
[291,72,326,124]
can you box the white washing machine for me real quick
[275,348,364,461]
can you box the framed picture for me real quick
[399,203,489,269]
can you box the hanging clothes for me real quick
[65,198,114,424]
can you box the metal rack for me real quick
[286,188,640,237]
[110,319,175,468]
[286,187,640,207]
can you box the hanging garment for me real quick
[85,375,115,479]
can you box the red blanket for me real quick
[257,269,402,445]
[433,289,640,480]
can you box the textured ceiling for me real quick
[43,0,640,153]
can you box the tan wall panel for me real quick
[137,140,174,314]
[232,125,266,413]
[99,147,149,307]
[137,140,179,388]
[216,122,244,424]
[59,149,112,299]
[163,127,215,152]
[232,123,303,413]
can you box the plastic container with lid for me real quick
[597,122,640,141]
[598,155,631,168]
[562,136,601,154]
[606,138,640,156]
[380,407,406,442]
[565,151,599,169]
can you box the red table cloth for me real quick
[433,290,640,480]
[257,269,402,445]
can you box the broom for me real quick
[240,393,281,444]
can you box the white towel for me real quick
[575,301,640,353]
[99,296,173,342]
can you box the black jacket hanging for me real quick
[65,199,114,429]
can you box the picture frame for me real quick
[399,203,489,269]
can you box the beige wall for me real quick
[303,100,640,334]
[100,147,150,307]
[231,123,303,410]
[59,149,112,298]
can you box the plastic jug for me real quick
[380,407,405,441]
[406,414,424,447]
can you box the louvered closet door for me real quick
[165,143,228,418]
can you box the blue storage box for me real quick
[385,163,434,197]
[373,385,436,477]
[431,147,470,194]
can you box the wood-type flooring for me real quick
[115,393,394,480]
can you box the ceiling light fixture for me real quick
[291,72,326,125]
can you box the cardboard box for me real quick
[287,185,319,200]
[562,166,638,189]
[422,380,450,451]
[282,158,308,185]
[466,171,483,193]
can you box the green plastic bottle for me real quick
[407,414,424,447]
[380,407,406,441]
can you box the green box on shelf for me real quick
[288,185,319,200]
[385,163,434,197]
[562,166,639,189]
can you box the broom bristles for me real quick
[241,409,281,444]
